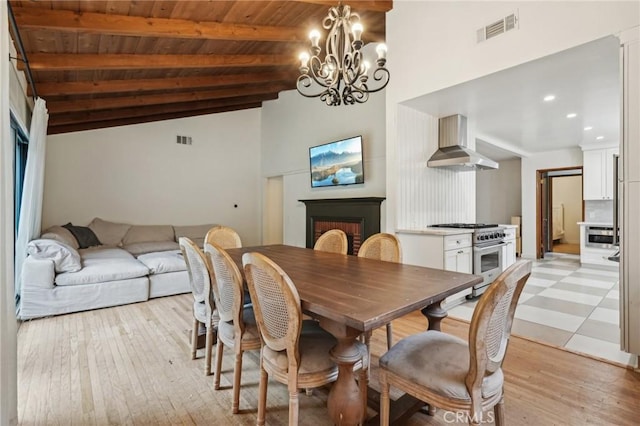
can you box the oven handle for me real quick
[474,242,507,252]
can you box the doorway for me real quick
[536,167,583,258]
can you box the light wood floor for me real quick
[552,242,581,255]
[18,294,640,425]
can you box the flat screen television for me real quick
[309,135,364,188]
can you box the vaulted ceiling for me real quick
[8,1,391,134]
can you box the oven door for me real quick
[472,242,506,297]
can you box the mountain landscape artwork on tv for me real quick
[310,136,364,188]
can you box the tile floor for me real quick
[448,252,637,367]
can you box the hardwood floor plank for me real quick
[17,295,640,425]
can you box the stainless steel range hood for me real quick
[427,114,499,171]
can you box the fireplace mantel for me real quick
[299,197,385,254]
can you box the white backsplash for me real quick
[396,106,475,229]
[584,200,613,223]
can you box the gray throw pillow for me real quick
[62,223,101,249]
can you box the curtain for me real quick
[14,98,49,302]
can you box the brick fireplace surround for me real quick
[299,197,385,255]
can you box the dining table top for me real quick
[224,244,483,333]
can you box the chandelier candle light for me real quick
[296,4,390,106]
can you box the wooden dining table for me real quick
[224,244,483,425]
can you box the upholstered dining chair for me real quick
[204,242,261,414]
[313,229,349,254]
[379,260,532,426]
[357,232,402,350]
[242,252,366,426]
[179,237,219,376]
[205,225,242,249]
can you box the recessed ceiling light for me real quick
[596,136,604,140]
[584,126,593,131]
[543,95,556,102]
[566,113,577,118]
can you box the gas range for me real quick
[431,223,506,246]
[431,223,507,298]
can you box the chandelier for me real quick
[296,4,390,106]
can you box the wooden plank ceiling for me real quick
[8,0,391,135]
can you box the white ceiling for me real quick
[403,36,620,161]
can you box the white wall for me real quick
[44,109,263,245]
[521,148,584,257]
[260,89,386,247]
[476,158,522,225]
[1,2,18,424]
[385,1,640,235]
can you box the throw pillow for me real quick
[88,217,131,247]
[27,239,82,273]
[40,225,80,249]
[62,223,102,249]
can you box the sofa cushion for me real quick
[174,224,216,248]
[27,239,82,273]
[88,217,131,247]
[122,225,175,245]
[40,225,80,250]
[56,247,148,286]
[62,223,101,249]
[123,241,180,256]
[137,250,186,274]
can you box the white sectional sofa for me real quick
[19,218,215,320]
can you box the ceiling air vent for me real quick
[477,12,518,43]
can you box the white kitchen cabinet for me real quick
[583,147,619,200]
[396,231,473,309]
[501,226,517,271]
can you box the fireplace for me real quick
[299,197,385,255]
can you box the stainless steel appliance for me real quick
[585,225,616,249]
[431,223,506,297]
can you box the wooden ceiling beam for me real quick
[291,0,393,13]
[33,71,297,96]
[49,94,278,126]
[22,53,296,71]
[47,103,264,135]
[47,83,291,114]
[11,6,303,42]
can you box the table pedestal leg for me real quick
[320,319,365,426]
[421,300,447,331]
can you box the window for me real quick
[11,113,28,239]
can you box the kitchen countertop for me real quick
[499,224,519,229]
[577,221,614,227]
[396,228,474,236]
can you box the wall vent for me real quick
[477,12,518,43]
[176,135,192,145]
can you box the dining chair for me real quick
[313,229,348,254]
[357,232,402,350]
[204,242,261,414]
[242,252,366,426]
[379,259,532,426]
[205,225,242,249]
[179,237,219,376]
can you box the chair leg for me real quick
[232,350,243,414]
[257,362,268,426]
[191,318,199,360]
[288,388,299,426]
[214,339,224,390]
[204,325,214,376]
[380,372,390,426]
[494,397,505,426]
[386,322,393,350]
